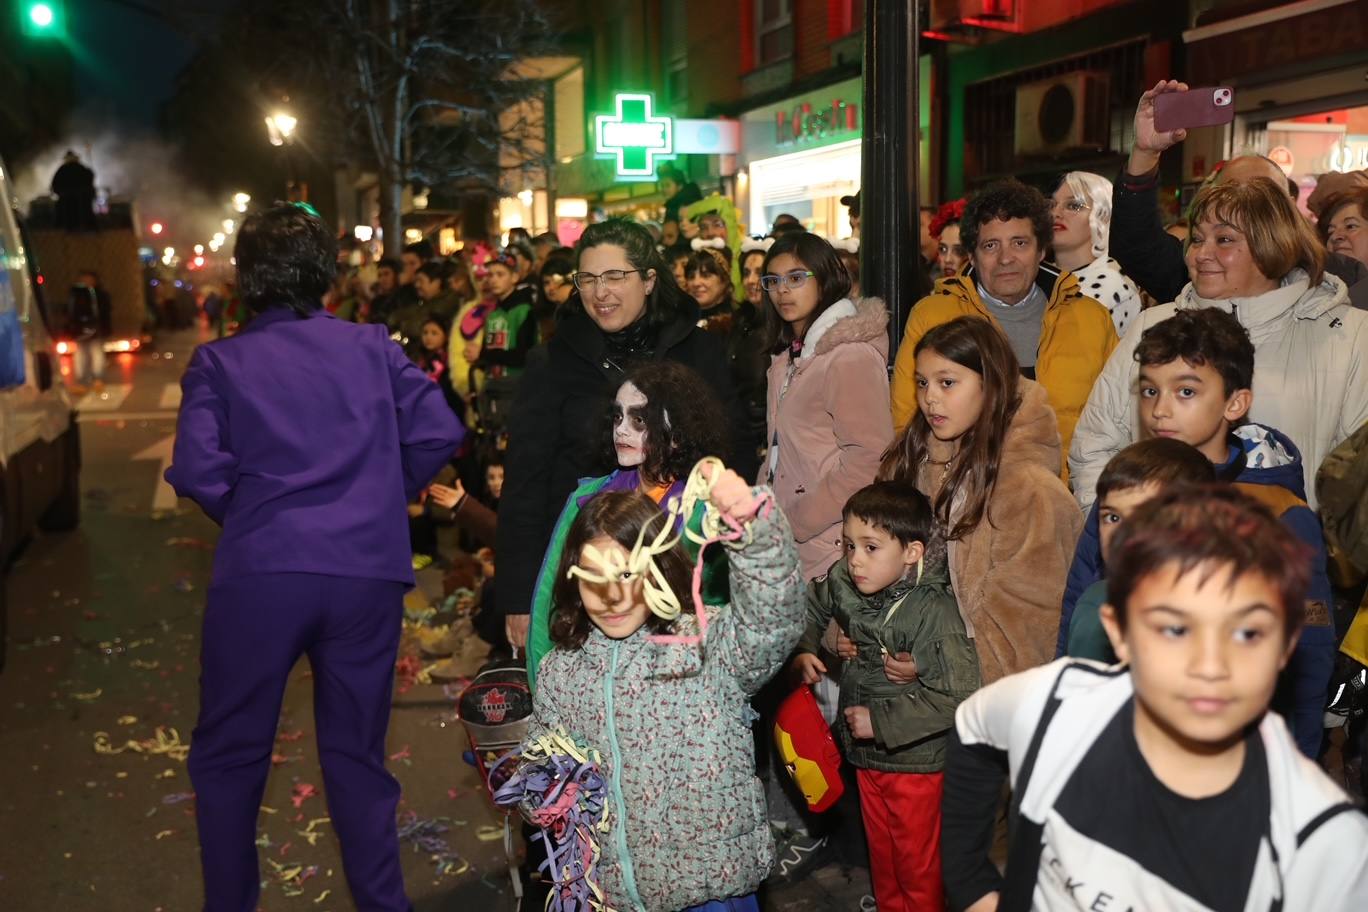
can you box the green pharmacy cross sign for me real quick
[595,93,674,181]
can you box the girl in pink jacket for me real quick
[759,232,894,581]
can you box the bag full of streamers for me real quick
[492,731,614,912]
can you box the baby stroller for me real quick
[456,662,532,901]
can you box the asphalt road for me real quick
[0,325,876,912]
[0,328,513,911]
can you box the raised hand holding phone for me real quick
[1129,79,1191,175]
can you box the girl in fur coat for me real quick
[880,316,1083,685]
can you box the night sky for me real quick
[73,0,232,128]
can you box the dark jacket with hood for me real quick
[1059,423,1334,656]
[497,295,745,621]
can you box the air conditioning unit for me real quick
[1014,71,1110,158]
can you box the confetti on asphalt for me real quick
[290,783,318,809]
[165,537,213,550]
[93,727,190,762]
[314,890,330,904]
[396,811,470,877]
[388,745,411,762]
[154,830,174,840]
[71,688,103,702]
[297,818,331,847]
[116,715,138,726]
[475,824,504,842]
[129,659,161,670]
[161,792,195,805]
[276,729,306,742]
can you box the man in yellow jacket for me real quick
[890,179,1118,468]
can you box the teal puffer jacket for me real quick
[527,499,804,912]
[798,557,980,773]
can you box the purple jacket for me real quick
[166,308,464,585]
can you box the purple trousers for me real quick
[188,572,410,912]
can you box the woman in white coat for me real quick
[1069,177,1368,508]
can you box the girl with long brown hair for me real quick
[880,316,1082,684]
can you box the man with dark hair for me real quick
[943,485,1368,912]
[771,213,804,236]
[167,203,463,912]
[890,179,1118,461]
[368,257,403,327]
[840,190,861,237]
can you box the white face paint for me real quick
[612,381,649,469]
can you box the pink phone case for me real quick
[1154,87,1236,132]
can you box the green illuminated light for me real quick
[29,3,55,28]
[594,93,674,181]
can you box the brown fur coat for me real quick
[915,378,1083,684]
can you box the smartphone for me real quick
[1154,87,1236,132]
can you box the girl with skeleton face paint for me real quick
[611,381,651,472]
[524,360,733,688]
[602,362,725,502]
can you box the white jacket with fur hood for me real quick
[762,296,893,580]
[1069,270,1368,509]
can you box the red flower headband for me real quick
[928,198,968,240]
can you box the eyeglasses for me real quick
[572,269,646,292]
[1049,199,1091,214]
[759,269,815,292]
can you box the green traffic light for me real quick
[28,3,55,28]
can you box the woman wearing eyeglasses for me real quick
[760,231,893,581]
[1050,171,1145,337]
[496,217,745,655]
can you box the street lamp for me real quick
[231,192,251,213]
[264,112,305,202]
[265,112,297,147]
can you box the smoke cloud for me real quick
[12,128,240,257]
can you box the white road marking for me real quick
[75,384,132,411]
[132,435,179,512]
[159,383,182,410]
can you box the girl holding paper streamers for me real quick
[524,360,729,692]
[516,459,804,912]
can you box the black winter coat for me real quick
[497,300,747,619]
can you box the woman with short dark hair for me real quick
[497,217,744,650]
[166,204,463,912]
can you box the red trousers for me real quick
[856,768,945,912]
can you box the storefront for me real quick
[1182,0,1368,212]
[737,66,933,238]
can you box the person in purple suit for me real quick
[166,204,464,912]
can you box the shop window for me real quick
[664,0,689,109]
[554,66,585,162]
[755,0,793,67]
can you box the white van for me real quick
[0,155,80,672]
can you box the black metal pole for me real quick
[861,0,924,358]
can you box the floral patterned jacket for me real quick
[528,499,804,911]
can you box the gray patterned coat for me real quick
[528,500,804,911]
